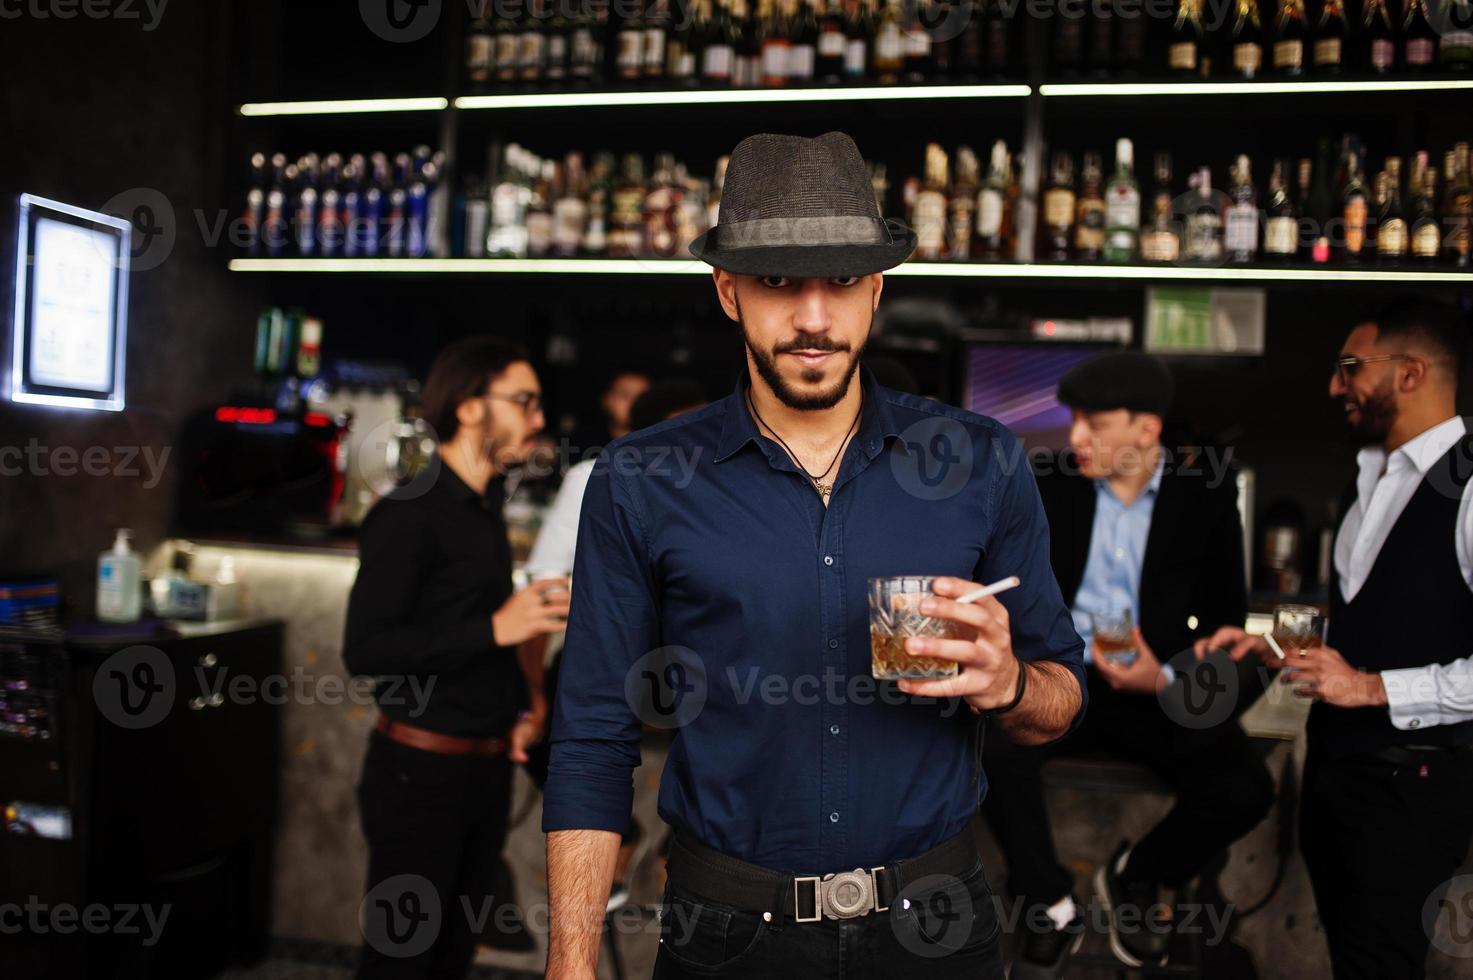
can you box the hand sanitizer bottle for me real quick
[97,529,143,623]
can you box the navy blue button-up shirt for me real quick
[544,367,1086,873]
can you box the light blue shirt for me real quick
[1072,454,1166,664]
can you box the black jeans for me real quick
[981,671,1276,910]
[354,731,515,980]
[652,859,1005,979]
[1300,747,1473,980]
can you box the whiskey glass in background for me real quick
[1090,608,1139,667]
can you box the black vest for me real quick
[1318,430,1473,760]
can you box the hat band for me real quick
[715,215,892,249]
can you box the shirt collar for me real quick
[1355,416,1467,486]
[714,364,903,465]
[435,458,501,508]
[1094,449,1166,503]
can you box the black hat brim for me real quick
[688,227,918,278]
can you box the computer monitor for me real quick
[9,194,131,412]
[963,344,1109,450]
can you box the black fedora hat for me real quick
[689,132,917,278]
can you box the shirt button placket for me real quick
[818,508,847,863]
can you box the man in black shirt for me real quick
[345,336,571,980]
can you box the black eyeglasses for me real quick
[1333,354,1418,383]
[484,391,542,416]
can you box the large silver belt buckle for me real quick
[821,869,874,920]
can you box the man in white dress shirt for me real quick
[1198,299,1473,979]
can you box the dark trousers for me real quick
[1300,746,1473,980]
[355,730,515,980]
[981,671,1275,910]
[652,859,1006,979]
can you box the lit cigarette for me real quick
[1263,632,1287,660]
[957,576,1021,604]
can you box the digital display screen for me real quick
[9,195,130,411]
[964,344,1108,450]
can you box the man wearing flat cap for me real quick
[542,131,1088,979]
[982,350,1274,976]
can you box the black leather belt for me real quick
[1368,744,1473,768]
[666,828,979,924]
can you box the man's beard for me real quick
[739,301,871,411]
[1344,376,1398,446]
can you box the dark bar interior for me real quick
[3,1,1472,977]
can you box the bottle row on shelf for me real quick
[457,0,1473,94]
[236,137,1473,268]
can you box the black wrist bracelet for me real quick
[982,659,1028,719]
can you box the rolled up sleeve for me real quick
[542,453,660,834]
[979,434,1088,732]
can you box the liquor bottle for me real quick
[1223,155,1259,263]
[844,0,871,82]
[977,140,1012,260]
[494,0,521,87]
[1401,0,1437,69]
[362,153,388,258]
[671,0,701,84]
[545,0,571,85]
[243,152,267,258]
[793,0,822,84]
[1272,0,1306,73]
[913,144,950,260]
[570,0,607,87]
[319,153,345,258]
[759,0,791,84]
[949,146,980,261]
[982,0,1011,77]
[583,153,614,255]
[1054,2,1085,74]
[644,153,683,257]
[1088,0,1115,74]
[519,0,547,88]
[1362,0,1395,74]
[1169,0,1205,75]
[295,157,320,257]
[931,0,957,78]
[1377,157,1407,264]
[526,160,554,258]
[1263,160,1298,260]
[736,0,763,84]
[1439,0,1473,68]
[609,154,648,257]
[702,0,736,83]
[708,155,729,229]
[1307,139,1335,262]
[1184,166,1223,262]
[1342,152,1370,263]
[644,0,670,82]
[1074,151,1106,262]
[1312,0,1347,72]
[1410,155,1441,265]
[618,0,646,82]
[1042,152,1077,260]
[466,0,495,91]
[874,0,905,81]
[1232,0,1264,78]
[817,0,847,80]
[1446,144,1472,266]
[902,0,933,82]
[1104,138,1140,262]
[1114,0,1144,70]
[1140,153,1181,262]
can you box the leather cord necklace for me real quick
[747,386,864,499]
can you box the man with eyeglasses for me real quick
[1197,300,1473,978]
[344,336,572,979]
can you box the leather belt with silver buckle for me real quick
[793,867,891,923]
